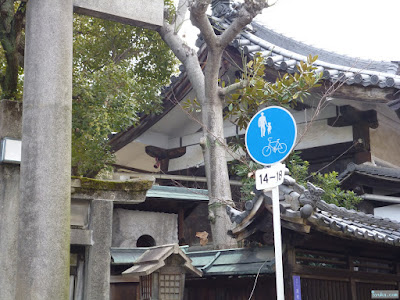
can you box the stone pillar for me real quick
[16,0,73,299]
[84,200,114,300]
[0,100,22,299]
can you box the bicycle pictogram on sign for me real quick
[262,138,287,157]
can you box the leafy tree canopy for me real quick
[0,1,178,177]
[72,15,177,177]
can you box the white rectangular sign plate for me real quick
[255,163,285,190]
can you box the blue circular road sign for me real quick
[245,106,297,165]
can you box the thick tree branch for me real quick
[158,21,206,103]
[219,79,249,98]
[219,0,270,48]
[190,0,217,49]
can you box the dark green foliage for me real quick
[225,54,322,130]
[0,1,177,177]
[232,152,361,210]
[287,153,362,210]
[72,15,177,176]
[230,159,263,202]
[286,151,309,186]
[311,171,361,210]
[0,1,25,100]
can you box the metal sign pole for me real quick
[245,106,297,300]
[271,185,285,300]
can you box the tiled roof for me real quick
[110,7,400,151]
[111,245,275,276]
[337,162,400,182]
[121,244,202,277]
[227,178,400,247]
[185,246,275,276]
[209,8,400,90]
[310,199,400,246]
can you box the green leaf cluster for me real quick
[229,159,263,202]
[0,1,25,100]
[231,153,361,210]
[225,54,322,130]
[287,153,362,210]
[1,7,178,177]
[71,15,178,177]
[311,171,361,210]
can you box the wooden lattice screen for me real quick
[159,274,181,300]
[140,274,152,300]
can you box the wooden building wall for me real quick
[184,276,276,300]
[283,231,400,300]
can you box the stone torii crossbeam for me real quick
[17,1,163,299]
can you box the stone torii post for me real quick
[17,1,163,299]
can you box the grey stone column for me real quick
[84,199,114,300]
[0,100,22,299]
[16,0,73,299]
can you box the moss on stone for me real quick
[71,176,153,192]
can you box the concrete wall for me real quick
[370,115,400,167]
[73,0,164,30]
[112,209,178,247]
[0,100,22,299]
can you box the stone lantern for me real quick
[122,244,202,300]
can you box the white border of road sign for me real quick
[245,106,297,166]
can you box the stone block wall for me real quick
[112,209,178,247]
[0,100,22,299]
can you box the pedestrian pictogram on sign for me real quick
[245,106,297,165]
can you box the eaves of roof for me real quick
[212,16,400,90]
[337,162,400,182]
[228,180,400,247]
[109,45,208,152]
[146,185,209,201]
[185,246,275,276]
[310,199,400,246]
[111,245,275,276]
[110,13,400,151]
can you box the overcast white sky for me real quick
[258,0,399,61]
[179,0,399,62]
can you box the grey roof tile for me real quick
[209,14,400,90]
[337,162,400,181]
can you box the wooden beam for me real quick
[328,106,378,129]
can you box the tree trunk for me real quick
[158,0,268,249]
[200,49,237,249]
[201,100,237,249]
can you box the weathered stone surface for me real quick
[112,209,178,247]
[70,229,93,246]
[73,0,164,30]
[84,199,113,300]
[71,177,153,203]
[0,100,22,299]
[71,199,90,228]
[0,165,20,300]
[0,100,22,139]
[16,1,73,299]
